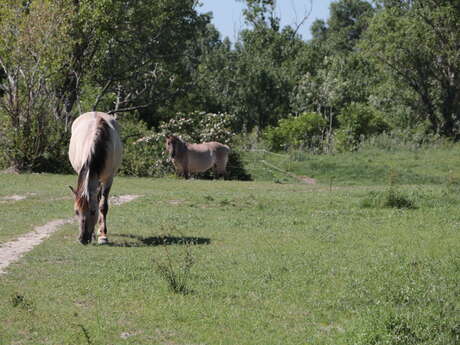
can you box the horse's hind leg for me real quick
[183,167,190,179]
[97,178,113,244]
[216,158,228,180]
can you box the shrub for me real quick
[360,189,417,209]
[263,112,328,152]
[0,107,71,173]
[117,117,172,177]
[335,103,390,152]
[159,111,235,145]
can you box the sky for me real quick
[198,0,334,42]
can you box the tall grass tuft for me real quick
[361,189,417,210]
[361,169,417,209]
[153,238,195,295]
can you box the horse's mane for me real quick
[170,135,187,152]
[75,116,110,209]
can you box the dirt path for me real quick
[0,194,141,275]
[0,193,37,203]
[260,160,317,184]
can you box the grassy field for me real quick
[1,146,460,344]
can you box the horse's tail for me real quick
[88,116,111,178]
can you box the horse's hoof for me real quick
[97,236,109,245]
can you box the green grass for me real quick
[0,174,76,243]
[242,144,460,186]
[1,146,460,344]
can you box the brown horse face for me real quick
[72,191,99,245]
[165,136,176,158]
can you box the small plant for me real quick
[361,168,416,209]
[153,237,195,295]
[77,324,93,345]
[361,189,416,209]
[10,294,34,311]
[383,189,416,209]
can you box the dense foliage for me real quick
[1,0,459,171]
[264,112,327,152]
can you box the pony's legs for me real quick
[183,168,190,179]
[215,160,228,179]
[97,178,113,242]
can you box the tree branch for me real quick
[291,0,313,38]
[107,104,152,115]
[92,78,112,111]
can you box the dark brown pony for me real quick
[68,112,122,244]
[165,135,230,179]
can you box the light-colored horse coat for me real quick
[68,112,122,244]
[165,135,230,179]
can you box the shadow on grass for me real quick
[107,233,211,247]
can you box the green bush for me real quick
[0,107,71,173]
[263,112,327,151]
[335,103,390,152]
[117,117,172,177]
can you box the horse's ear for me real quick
[69,185,77,197]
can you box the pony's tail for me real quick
[87,117,110,178]
[76,162,91,208]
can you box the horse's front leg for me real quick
[181,160,190,179]
[97,178,113,244]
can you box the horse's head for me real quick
[69,185,100,245]
[165,135,179,158]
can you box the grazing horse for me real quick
[165,135,230,179]
[68,112,122,245]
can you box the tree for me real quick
[362,0,460,137]
[194,0,306,131]
[0,0,75,171]
[0,0,208,170]
[310,0,374,54]
[291,0,376,131]
[82,0,208,126]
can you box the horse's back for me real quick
[189,142,230,173]
[186,143,214,173]
[69,112,122,179]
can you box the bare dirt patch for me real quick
[0,194,141,275]
[110,194,141,206]
[0,193,37,203]
[299,176,317,185]
[260,160,317,185]
[167,199,185,205]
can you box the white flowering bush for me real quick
[159,111,235,145]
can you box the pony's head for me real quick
[165,135,183,159]
[69,172,100,244]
